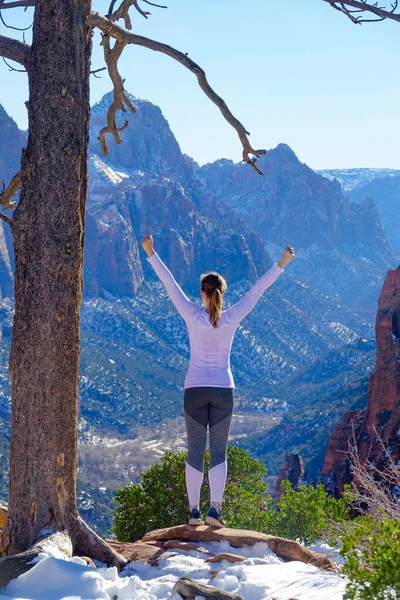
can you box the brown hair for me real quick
[200,272,227,328]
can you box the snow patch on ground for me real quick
[0,540,348,600]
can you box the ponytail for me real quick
[200,272,227,328]
[208,288,223,328]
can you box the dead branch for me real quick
[142,0,167,7]
[0,0,34,8]
[107,0,118,16]
[89,12,266,173]
[90,66,107,77]
[0,212,12,225]
[109,0,167,26]
[111,0,150,27]
[345,425,400,521]
[324,0,400,23]
[0,171,21,210]
[2,55,26,71]
[0,34,30,66]
[0,10,32,30]
[99,34,136,156]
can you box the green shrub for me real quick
[341,516,400,600]
[259,480,350,545]
[112,446,272,541]
[113,448,350,544]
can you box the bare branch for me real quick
[110,0,150,28]
[90,66,107,78]
[0,171,21,210]
[2,55,26,71]
[343,423,400,522]
[0,0,34,8]
[89,12,266,173]
[109,0,167,26]
[0,9,32,31]
[324,0,400,23]
[142,0,167,8]
[0,211,12,225]
[0,34,30,66]
[107,0,118,16]
[99,34,136,156]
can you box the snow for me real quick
[0,539,348,600]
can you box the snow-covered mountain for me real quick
[348,174,400,254]
[317,168,400,192]
[316,169,400,254]
[199,149,399,319]
[0,93,395,534]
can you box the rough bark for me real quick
[1,1,123,568]
[0,35,30,67]
[2,0,91,554]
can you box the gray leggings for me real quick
[184,387,234,472]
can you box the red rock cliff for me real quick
[322,266,400,495]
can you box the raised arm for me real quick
[225,245,295,325]
[142,234,199,322]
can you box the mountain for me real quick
[316,168,400,192]
[199,149,400,319]
[322,266,400,496]
[86,94,275,298]
[0,94,392,535]
[237,337,375,475]
[349,175,400,254]
[0,105,24,297]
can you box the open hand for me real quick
[141,233,155,257]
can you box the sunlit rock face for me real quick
[322,266,400,496]
[85,93,272,298]
[199,145,399,316]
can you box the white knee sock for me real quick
[208,461,227,506]
[185,462,203,510]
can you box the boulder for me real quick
[205,553,245,564]
[142,525,336,571]
[172,576,244,600]
[106,540,169,564]
[163,540,210,554]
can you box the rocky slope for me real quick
[199,150,399,318]
[238,336,376,475]
[0,94,393,534]
[322,266,400,495]
[349,175,400,254]
[86,94,272,298]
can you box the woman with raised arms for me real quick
[142,233,295,527]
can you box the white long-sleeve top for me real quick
[147,252,284,389]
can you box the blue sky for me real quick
[1,0,399,169]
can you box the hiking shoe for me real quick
[188,508,204,526]
[205,506,226,528]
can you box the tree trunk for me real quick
[1,0,123,567]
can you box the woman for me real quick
[141,233,295,527]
